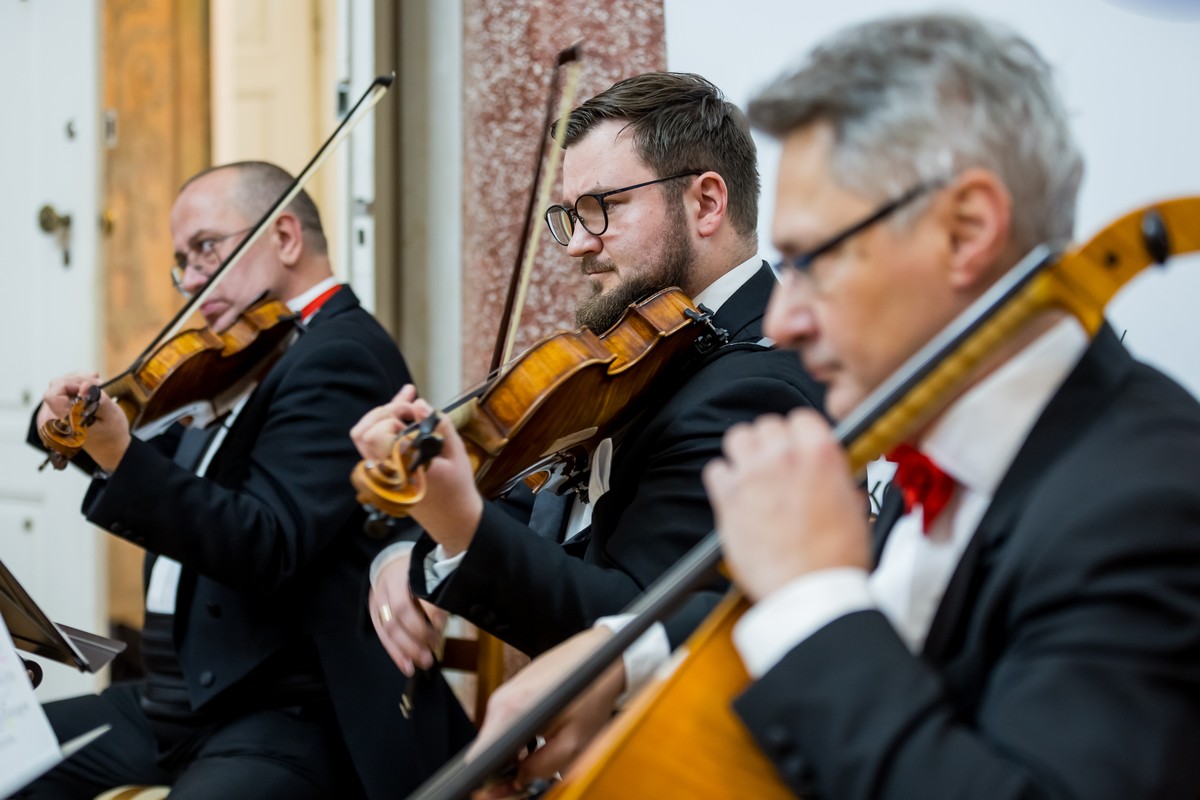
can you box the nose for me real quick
[763,270,818,348]
[179,261,214,296]
[565,222,602,258]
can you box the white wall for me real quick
[665,0,1200,397]
[399,0,464,406]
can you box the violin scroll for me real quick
[38,385,101,471]
[352,413,445,517]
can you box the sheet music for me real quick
[0,618,62,796]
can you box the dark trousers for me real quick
[16,683,358,800]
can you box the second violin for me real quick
[351,287,727,516]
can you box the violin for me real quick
[353,286,725,727]
[351,286,726,516]
[37,76,394,470]
[407,197,1200,800]
[39,296,297,469]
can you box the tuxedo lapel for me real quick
[528,489,572,543]
[174,425,219,472]
[707,262,774,342]
[142,425,219,589]
[921,325,1132,661]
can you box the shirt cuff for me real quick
[369,541,416,587]
[595,615,671,704]
[425,543,467,590]
[733,568,873,679]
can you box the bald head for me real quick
[182,161,328,256]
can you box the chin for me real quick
[824,383,862,422]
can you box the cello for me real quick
[406,196,1200,799]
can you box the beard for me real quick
[574,202,695,334]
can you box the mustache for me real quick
[580,256,615,276]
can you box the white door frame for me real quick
[0,0,106,701]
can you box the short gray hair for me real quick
[749,12,1083,256]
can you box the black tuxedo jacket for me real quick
[735,325,1200,799]
[37,288,470,798]
[410,264,824,656]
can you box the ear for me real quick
[691,171,729,238]
[273,211,305,266]
[944,168,1011,291]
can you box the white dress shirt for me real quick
[733,317,1089,678]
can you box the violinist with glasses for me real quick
[352,72,821,695]
[24,162,470,799]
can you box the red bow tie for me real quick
[887,444,956,532]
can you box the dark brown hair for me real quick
[558,72,760,238]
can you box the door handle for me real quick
[38,204,72,233]
[37,204,72,265]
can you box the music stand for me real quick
[0,557,124,681]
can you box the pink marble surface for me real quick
[461,0,666,387]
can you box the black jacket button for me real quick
[199,670,215,688]
[764,723,794,755]
[781,753,808,781]
[206,603,221,618]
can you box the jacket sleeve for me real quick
[82,331,407,593]
[417,349,820,657]
[733,459,1200,800]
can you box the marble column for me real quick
[461,0,666,385]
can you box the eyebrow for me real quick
[561,185,609,205]
[187,229,222,245]
[172,229,219,258]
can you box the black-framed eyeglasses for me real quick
[170,226,253,293]
[776,180,943,275]
[544,170,704,246]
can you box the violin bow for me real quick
[408,197,1200,800]
[489,43,584,374]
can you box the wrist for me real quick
[423,492,483,557]
[370,541,415,587]
[89,432,132,474]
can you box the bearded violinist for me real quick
[352,73,821,684]
[23,162,470,799]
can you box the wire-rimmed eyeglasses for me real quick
[544,171,704,246]
[170,227,253,294]
[775,180,943,276]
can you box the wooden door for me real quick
[100,0,211,638]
